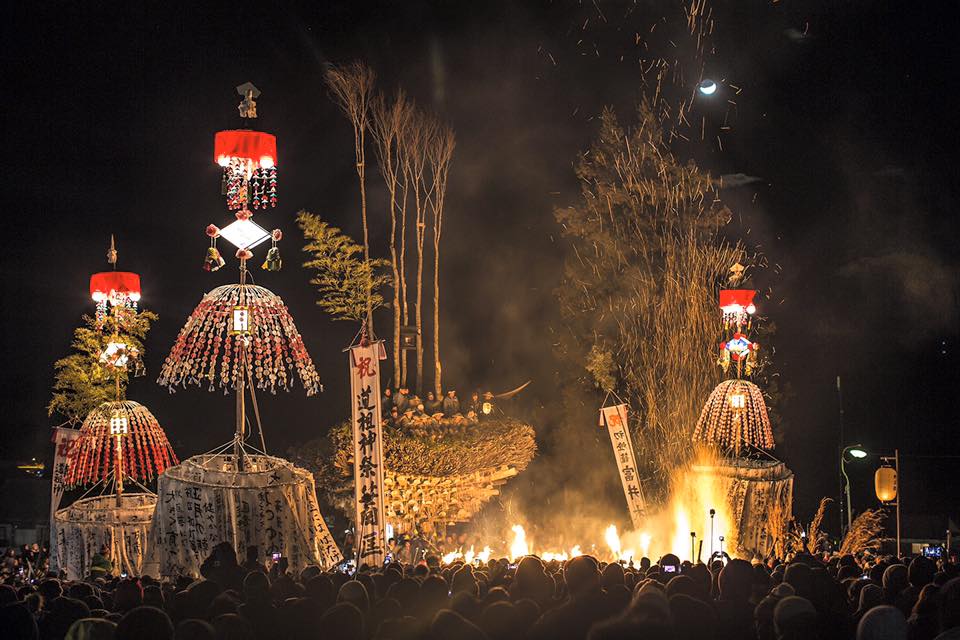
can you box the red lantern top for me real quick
[719,289,756,311]
[214,130,277,169]
[90,272,141,303]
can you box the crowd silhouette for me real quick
[1,541,959,640]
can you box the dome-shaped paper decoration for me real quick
[693,379,774,453]
[157,284,321,395]
[65,401,178,488]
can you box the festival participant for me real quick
[237,571,279,640]
[1,601,39,640]
[65,618,116,640]
[773,595,819,640]
[90,545,113,577]
[443,390,461,416]
[199,542,245,592]
[856,605,908,640]
[907,583,941,640]
[425,391,443,416]
[715,559,758,640]
[528,555,620,640]
[394,388,410,413]
[467,391,482,417]
[240,546,263,576]
[938,578,960,640]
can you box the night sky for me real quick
[3,1,958,532]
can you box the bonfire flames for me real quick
[439,451,735,566]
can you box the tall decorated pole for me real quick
[153,83,340,575]
[65,241,178,501]
[159,83,320,465]
[89,237,145,505]
[684,263,794,556]
[51,239,177,578]
[694,264,773,453]
[349,340,387,566]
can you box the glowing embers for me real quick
[693,379,774,454]
[64,401,178,488]
[218,217,271,251]
[157,284,321,395]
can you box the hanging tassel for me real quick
[204,246,225,272]
[262,246,282,271]
[262,228,282,271]
[268,166,277,207]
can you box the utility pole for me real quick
[836,376,846,537]
[879,449,902,557]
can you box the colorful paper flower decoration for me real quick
[157,284,321,395]
[718,332,759,375]
[693,379,774,453]
[65,401,178,488]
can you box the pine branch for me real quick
[297,211,391,323]
[48,309,157,426]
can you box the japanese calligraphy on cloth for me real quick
[149,453,342,577]
[349,343,387,566]
[50,427,81,573]
[55,493,157,580]
[600,404,646,530]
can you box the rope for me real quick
[247,363,267,453]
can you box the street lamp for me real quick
[841,444,868,534]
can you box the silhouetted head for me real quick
[319,602,364,640]
[337,580,370,612]
[719,559,753,602]
[115,606,174,640]
[0,603,39,640]
[941,578,960,632]
[857,605,907,640]
[773,596,817,640]
[174,619,215,640]
[564,555,601,598]
[908,556,936,589]
[66,617,116,640]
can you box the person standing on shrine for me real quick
[466,391,482,417]
[425,391,443,415]
[395,388,410,413]
[442,390,460,416]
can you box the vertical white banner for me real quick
[49,427,81,573]
[349,343,386,566]
[600,404,646,530]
